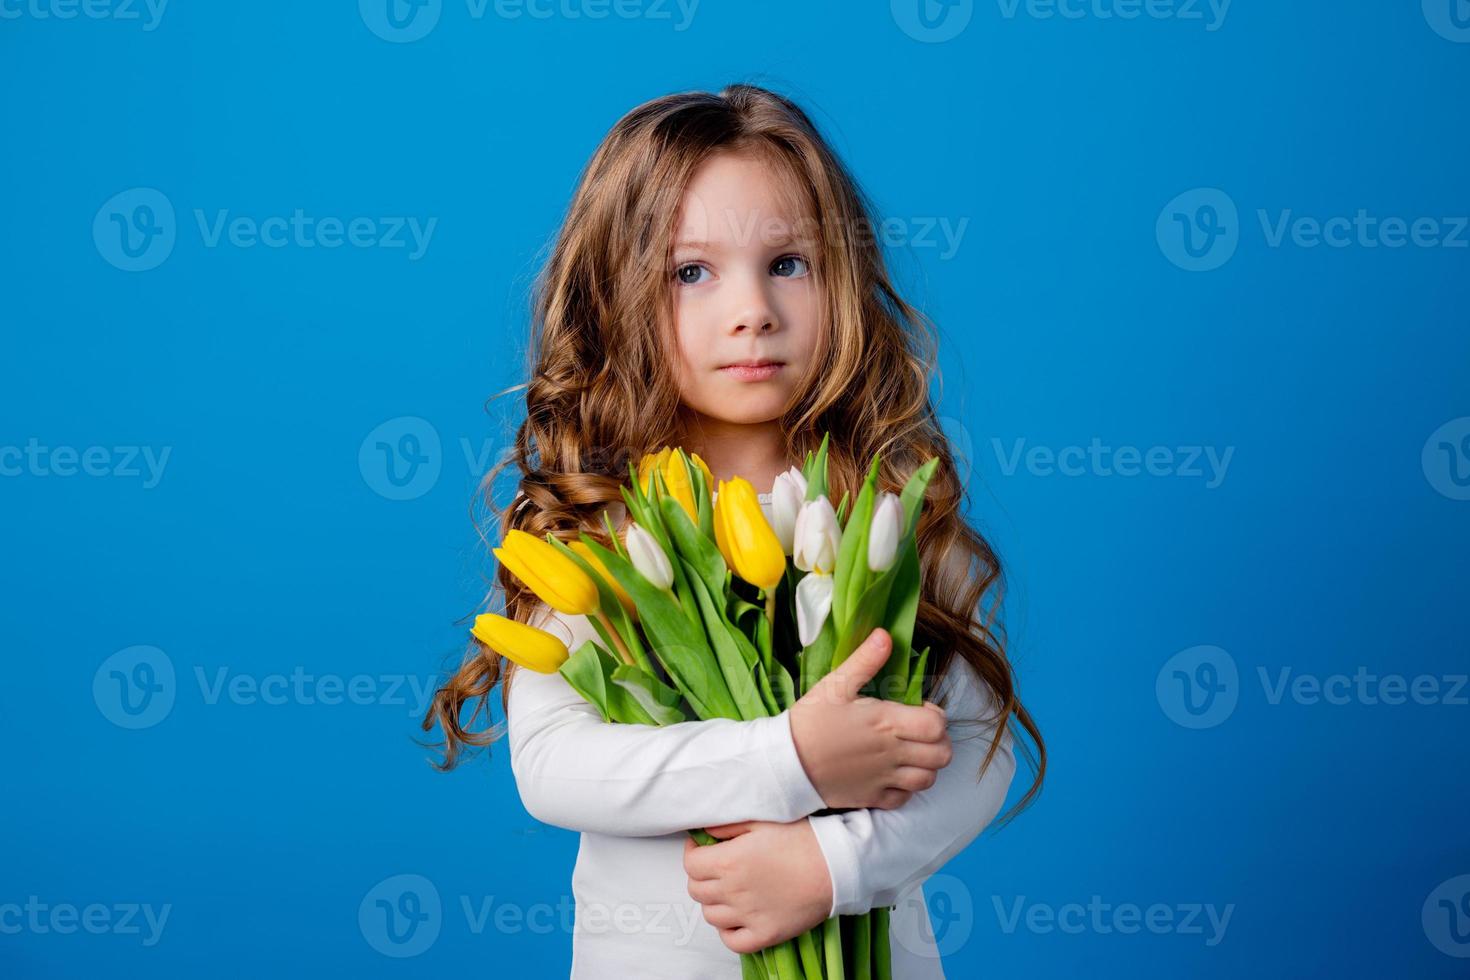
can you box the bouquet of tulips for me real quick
[474,434,939,980]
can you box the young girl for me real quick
[425,83,1045,979]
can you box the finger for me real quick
[889,704,949,743]
[923,699,946,716]
[874,788,913,810]
[683,841,719,880]
[704,822,753,840]
[900,738,954,771]
[816,628,891,701]
[686,877,724,906]
[889,764,938,793]
[720,926,764,956]
[700,903,743,930]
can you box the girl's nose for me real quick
[729,281,779,335]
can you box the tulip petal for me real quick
[471,613,569,673]
[795,573,834,648]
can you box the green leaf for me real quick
[558,641,611,721]
[875,537,922,701]
[768,659,797,711]
[543,534,654,675]
[897,457,940,537]
[611,664,687,726]
[752,661,781,716]
[575,533,742,721]
[831,568,897,678]
[661,494,727,603]
[904,647,930,706]
[803,432,831,501]
[832,454,882,634]
[686,566,770,720]
[799,608,836,695]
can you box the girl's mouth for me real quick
[719,360,784,382]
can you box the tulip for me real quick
[713,477,785,591]
[795,571,834,647]
[570,540,637,619]
[638,446,713,522]
[866,492,903,573]
[494,529,600,616]
[471,613,569,673]
[769,467,807,555]
[792,496,841,575]
[625,522,674,591]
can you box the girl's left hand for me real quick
[682,819,833,954]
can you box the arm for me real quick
[806,658,1017,916]
[506,603,825,837]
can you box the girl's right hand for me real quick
[788,628,954,810]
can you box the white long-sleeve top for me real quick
[504,494,1017,978]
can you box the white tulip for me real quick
[626,522,673,590]
[770,470,806,555]
[867,492,903,572]
[792,496,841,575]
[795,571,834,647]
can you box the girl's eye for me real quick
[674,263,710,285]
[771,255,810,278]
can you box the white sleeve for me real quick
[806,657,1018,917]
[506,603,827,837]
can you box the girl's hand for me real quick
[683,820,831,954]
[788,627,953,810]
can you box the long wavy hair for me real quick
[422,82,1044,822]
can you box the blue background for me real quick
[3,1,1468,976]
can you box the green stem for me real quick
[824,917,845,980]
[771,939,803,980]
[797,926,825,979]
[853,914,871,980]
[873,907,892,980]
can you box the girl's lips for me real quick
[719,362,784,382]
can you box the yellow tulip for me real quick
[638,446,713,522]
[471,613,569,673]
[494,529,600,616]
[570,540,638,620]
[714,477,786,590]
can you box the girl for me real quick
[424,83,1045,979]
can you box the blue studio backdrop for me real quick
[2,2,1468,977]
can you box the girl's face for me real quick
[669,150,821,427]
